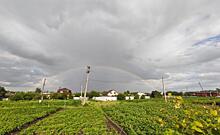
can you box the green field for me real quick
[0,98,219,135]
[20,107,115,135]
[103,98,220,134]
[0,100,80,135]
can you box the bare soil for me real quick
[106,116,127,135]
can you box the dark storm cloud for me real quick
[1,0,220,92]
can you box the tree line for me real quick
[1,86,220,101]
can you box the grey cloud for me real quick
[1,0,220,92]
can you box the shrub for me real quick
[117,93,125,100]
[9,92,41,101]
[150,90,162,98]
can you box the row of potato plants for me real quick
[0,100,80,108]
[0,100,80,134]
[103,98,220,134]
[20,107,117,135]
[183,97,220,105]
[0,107,59,135]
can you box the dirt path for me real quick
[6,108,63,135]
[106,115,127,135]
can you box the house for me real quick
[193,91,220,97]
[57,88,72,94]
[125,96,135,100]
[107,90,118,97]
[145,96,150,99]
[93,96,117,101]
[137,92,146,99]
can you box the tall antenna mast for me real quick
[82,66,91,105]
[162,75,167,102]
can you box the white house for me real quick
[137,92,146,99]
[73,97,81,100]
[145,96,150,99]
[107,90,118,97]
[93,96,117,101]
[73,97,88,100]
[130,96,135,100]
[125,96,135,100]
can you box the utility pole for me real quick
[82,66,91,105]
[80,85,83,98]
[41,78,46,101]
[198,82,204,91]
[162,75,167,102]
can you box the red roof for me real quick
[57,88,72,93]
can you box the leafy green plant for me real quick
[20,107,115,135]
[103,98,220,134]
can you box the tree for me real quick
[101,91,108,96]
[9,92,40,101]
[134,94,139,99]
[35,88,42,93]
[9,92,24,101]
[0,86,7,98]
[184,92,194,96]
[51,93,66,100]
[88,91,100,99]
[74,93,81,97]
[166,91,183,96]
[141,95,145,99]
[117,93,125,100]
[124,90,130,96]
[150,91,162,98]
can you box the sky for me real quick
[0,0,220,92]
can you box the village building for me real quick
[57,88,72,94]
[125,96,135,100]
[107,90,118,97]
[137,92,146,99]
[92,96,117,101]
[193,91,220,97]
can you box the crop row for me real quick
[0,100,80,108]
[0,107,59,135]
[0,100,80,134]
[103,98,220,134]
[20,107,117,135]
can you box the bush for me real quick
[88,91,100,99]
[51,93,73,100]
[141,95,145,99]
[33,94,41,100]
[0,86,7,98]
[9,92,41,101]
[134,94,139,99]
[150,91,162,98]
[117,93,125,100]
[9,92,24,101]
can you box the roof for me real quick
[57,88,72,93]
[107,90,117,93]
